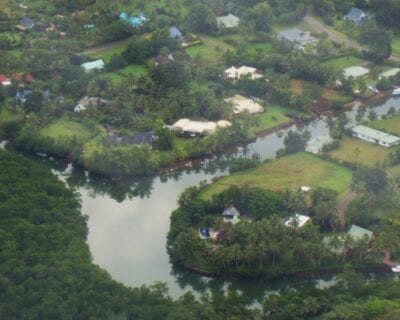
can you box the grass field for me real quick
[370,114,400,136]
[199,153,353,200]
[0,106,22,123]
[88,41,130,63]
[247,42,274,55]
[247,106,293,135]
[328,137,393,166]
[290,79,351,103]
[392,38,400,56]
[322,56,365,71]
[186,35,235,63]
[40,117,98,142]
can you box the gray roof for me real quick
[169,26,183,39]
[352,125,400,145]
[277,28,317,47]
[19,17,36,29]
[345,8,368,24]
[222,206,240,217]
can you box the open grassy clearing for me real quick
[247,106,293,135]
[392,37,400,56]
[290,79,351,103]
[186,35,235,63]
[370,114,400,137]
[88,41,129,63]
[328,137,394,166]
[246,42,274,55]
[199,152,353,200]
[322,56,365,71]
[0,106,23,123]
[40,117,98,142]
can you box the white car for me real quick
[391,265,400,272]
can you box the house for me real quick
[277,28,317,50]
[352,125,400,147]
[222,206,240,225]
[284,214,311,228]
[379,68,400,80]
[16,17,36,31]
[347,225,374,246]
[199,227,211,239]
[74,96,109,112]
[15,89,32,103]
[154,53,174,66]
[119,12,147,27]
[224,66,263,80]
[300,186,311,192]
[106,132,155,145]
[216,14,240,29]
[171,119,232,136]
[80,59,105,73]
[83,24,96,30]
[0,75,11,86]
[305,135,334,154]
[13,73,34,83]
[345,8,369,25]
[343,66,369,79]
[224,95,264,115]
[169,26,183,40]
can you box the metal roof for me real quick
[217,14,240,28]
[352,125,400,144]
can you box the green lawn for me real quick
[186,35,235,64]
[40,117,98,142]
[328,137,394,166]
[370,114,400,137]
[199,153,353,200]
[322,56,365,71]
[0,106,22,123]
[392,37,400,56]
[88,41,130,63]
[106,64,148,83]
[247,42,274,55]
[247,106,293,135]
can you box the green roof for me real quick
[347,225,373,242]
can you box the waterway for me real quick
[10,97,400,302]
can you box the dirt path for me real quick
[82,38,132,55]
[336,191,357,228]
[383,249,397,267]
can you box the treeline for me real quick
[0,150,258,319]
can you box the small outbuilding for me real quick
[169,26,183,40]
[81,59,105,73]
[222,206,241,225]
[224,95,264,115]
[16,17,36,31]
[379,68,400,80]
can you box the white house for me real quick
[285,214,311,228]
[171,119,231,136]
[80,59,105,72]
[379,68,400,80]
[216,14,240,29]
[224,95,264,115]
[224,66,263,80]
[74,96,109,112]
[352,125,400,147]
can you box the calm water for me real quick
[13,97,400,301]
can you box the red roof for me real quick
[13,73,34,82]
[0,74,8,83]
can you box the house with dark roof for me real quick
[16,17,36,31]
[15,90,32,104]
[345,8,369,25]
[106,132,155,146]
[169,26,183,40]
[277,28,317,50]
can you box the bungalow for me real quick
[277,28,317,50]
[345,8,369,25]
[222,206,240,225]
[284,214,311,228]
[154,53,174,66]
[216,14,240,29]
[224,66,263,80]
[171,119,232,136]
[347,224,374,246]
[343,66,369,79]
[305,135,334,154]
[106,132,155,146]
[74,96,109,112]
[80,59,105,73]
[169,26,183,40]
[224,95,264,115]
[119,12,147,27]
[352,125,400,147]
[379,68,400,80]
[16,17,36,31]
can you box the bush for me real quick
[228,154,261,173]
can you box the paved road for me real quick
[304,12,400,62]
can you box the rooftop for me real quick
[81,59,105,72]
[171,119,232,135]
[217,14,240,29]
[347,224,373,242]
[379,68,400,79]
[224,66,262,80]
[169,26,183,39]
[352,125,400,145]
[277,28,317,47]
[224,95,264,115]
[285,214,311,228]
[345,8,368,24]
[343,65,369,79]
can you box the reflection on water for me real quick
[7,97,400,300]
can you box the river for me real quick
[9,97,400,302]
